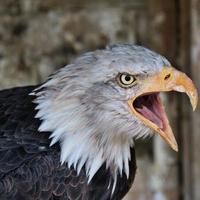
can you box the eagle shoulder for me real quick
[0,86,137,200]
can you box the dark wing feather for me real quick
[0,86,136,200]
[0,86,90,200]
[0,86,50,179]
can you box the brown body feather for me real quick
[0,86,136,200]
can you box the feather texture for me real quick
[0,44,172,199]
[0,86,136,200]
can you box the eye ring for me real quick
[117,73,137,88]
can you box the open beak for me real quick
[128,67,198,151]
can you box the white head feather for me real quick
[33,44,171,183]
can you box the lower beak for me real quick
[128,67,198,151]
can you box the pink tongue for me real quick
[136,106,163,129]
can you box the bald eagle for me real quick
[0,44,198,200]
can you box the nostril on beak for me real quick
[164,74,171,80]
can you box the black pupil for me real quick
[164,74,171,80]
[125,75,131,82]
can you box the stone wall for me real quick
[0,0,147,88]
[191,0,200,199]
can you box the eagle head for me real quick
[34,44,198,181]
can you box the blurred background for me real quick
[0,0,199,199]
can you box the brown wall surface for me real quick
[191,0,200,199]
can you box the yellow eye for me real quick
[117,73,137,88]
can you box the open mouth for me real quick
[132,93,167,131]
[127,67,197,152]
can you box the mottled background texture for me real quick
[0,0,200,200]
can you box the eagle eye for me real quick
[117,73,137,88]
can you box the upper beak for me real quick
[128,67,198,151]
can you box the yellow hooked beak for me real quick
[128,67,198,152]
